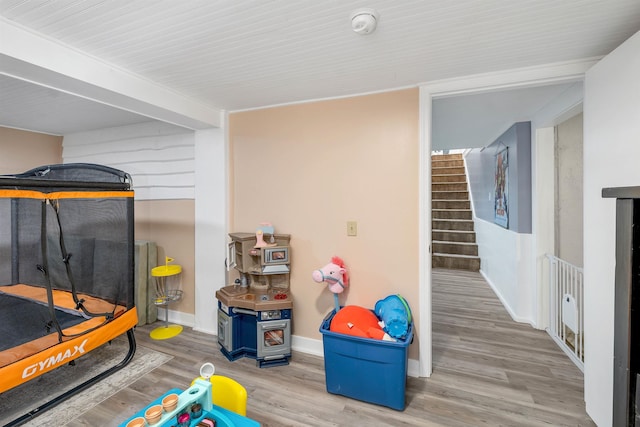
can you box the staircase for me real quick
[432,153,480,271]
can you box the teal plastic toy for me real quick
[374,294,412,339]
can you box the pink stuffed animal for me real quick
[312,256,349,293]
[312,256,349,313]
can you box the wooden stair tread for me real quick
[433,253,480,259]
[431,228,475,234]
[433,240,478,246]
[432,153,479,271]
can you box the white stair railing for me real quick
[546,254,584,371]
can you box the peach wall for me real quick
[0,127,62,174]
[229,89,420,358]
[0,127,197,316]
[135,199,196,315]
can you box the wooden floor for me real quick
[70,269,595,426]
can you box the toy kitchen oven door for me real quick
[217,305,292,368]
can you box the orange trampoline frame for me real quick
[0,165,138,426]
[0,284,138,393]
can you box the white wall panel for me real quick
[193,126,227,335]
[63,122,196,200]
[476,218,535,325]
[63,147,195,165]
[64,135,193,156]
[63,122,189,144]
[135,187,194,201]
[133,173,194,188]
[122,159,194,175]
[583,30,640,427]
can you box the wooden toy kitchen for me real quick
[216,231,292,368]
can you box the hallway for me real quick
[417,268,595,426]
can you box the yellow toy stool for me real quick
[150,257,183,340]
[192,363,248,416]
[210,375,248,416]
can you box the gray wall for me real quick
[555,113,583,267]
[466,122,532,233]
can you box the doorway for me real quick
[417,60,594,378]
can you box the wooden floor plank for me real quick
[66,268,594,426]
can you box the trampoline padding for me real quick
[0,285,127,369]
[0,293,85,352]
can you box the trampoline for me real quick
[0,164,138,424]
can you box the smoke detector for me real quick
[350,8,379,35]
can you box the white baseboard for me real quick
[160,309,419,377]
[157,307,195,328]
[407,358,420,378]
[479,270,536,327]
[292,334,324,357]
[192,326,218,335]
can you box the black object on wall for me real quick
[603,186,640,426]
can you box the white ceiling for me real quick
[432,81,582,149]
[1,1,639,144]
[0,74,153,134]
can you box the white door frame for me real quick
[417,58,597,377]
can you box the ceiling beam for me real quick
[0,18,221,129]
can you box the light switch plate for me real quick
[347,221,357,236]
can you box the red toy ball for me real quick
[329,305,387,340]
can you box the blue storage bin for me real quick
[319,309,413,410]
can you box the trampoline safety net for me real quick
[0,163,135,337]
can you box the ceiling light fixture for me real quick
[350,8,379,35]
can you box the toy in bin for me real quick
[328,295,413,342]
[312,256,349,313]
[320,308,413,410]
[375,294,413,339]
[329,305,394,341]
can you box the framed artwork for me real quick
[494,146,509,228]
